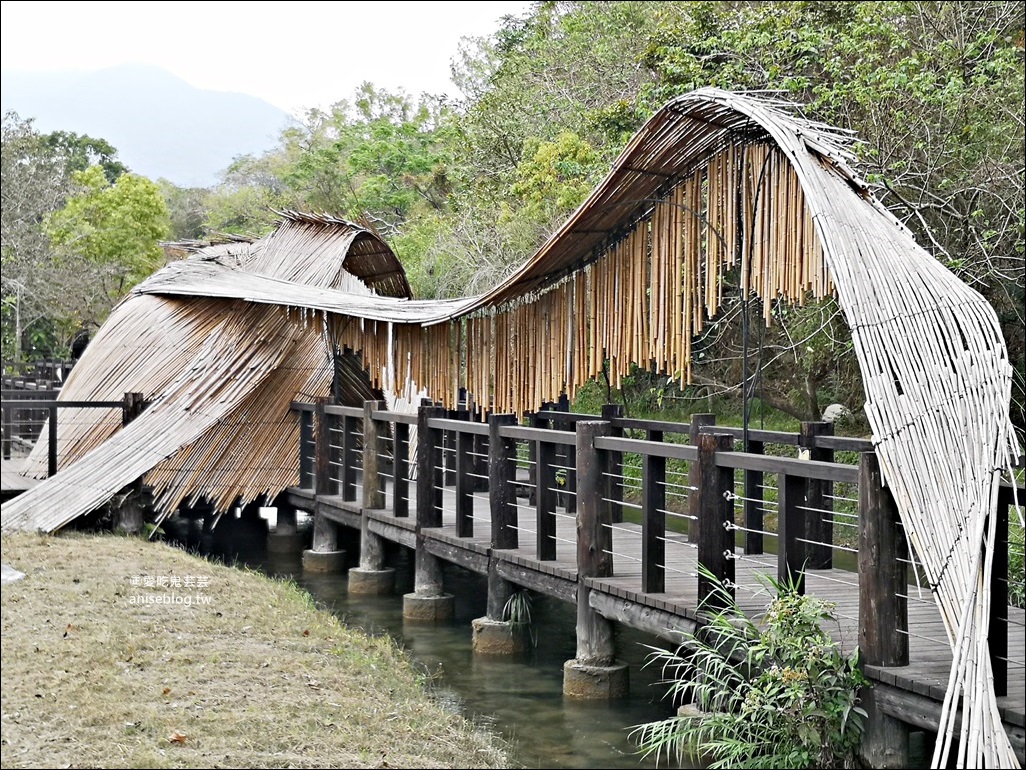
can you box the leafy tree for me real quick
[1,112,69,360]
[40,130,128,183]
[452,1,659,194]
[157,179,213,241]
[641,0,1025,430]
[45,165,170,331]
[511,131,601,223]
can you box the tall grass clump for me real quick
[631,570,867,769]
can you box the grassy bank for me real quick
[0,532,511,769]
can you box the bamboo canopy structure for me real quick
[2,88,1020,767]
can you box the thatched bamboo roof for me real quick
[2,88,1019,767]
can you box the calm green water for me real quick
[167,513,699,769]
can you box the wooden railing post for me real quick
[350,399,395,593]
[404,400,454,620]
[577,420,613,582]
[121,391,146,426]
[455,415,474,538]
[564,419,628,699]
[558,397,578,514]
[601,403,624,523]
[488,413,518,549]
[858,451,909,666]
[112,392,148,533]
[362,400,385,509]
[991,483,1012,697]
[857,451,911,768]
[743,438,765,554]
[393,421,410,517]
[2,404,11,460]
[642,450,666,593]
[688,413,716,544]
[800,420,834,568]
[527,407,548,506]
[416,400,445,529]
[536,437,557,560]
[777,471,809,595]
[314,397,331,496]
[341,411,358,502]
[696,433,735,610]
[47,404,58,477]
[299,406,315,490]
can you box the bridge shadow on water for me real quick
[163,510,703,770]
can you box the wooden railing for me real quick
[1,391,145,476]
[289,399,1023,694]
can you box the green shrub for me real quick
[630,570,867,769]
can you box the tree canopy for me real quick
[0,112,168,359]
[2,1,1022,435]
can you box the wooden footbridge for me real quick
[280,398,1025,766]
[2,87,1022,767]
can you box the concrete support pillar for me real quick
[403,547,454,622]
[563,420,628,699]
[472,558,527,655]
[303,511,345,572]
[403,401,454,621]
[350,400,395,595]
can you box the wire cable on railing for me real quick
[802,572,860,589]
[601,548,642,563]
[895,627,951,647]
[604,497,641,509]
[664,513,697,525]
[726,523,778,539]
[657,535,698,549]
[828,510,860,520]
[733,556,779,572]
[794,537,858,554]
[662,509,697,521]
[726,491,776,507]
[730,580,777,598]
[660,563,699,579]
[795,503,840,517]
[825,492,859,504]
[508,524,538,535]
[894,591,942,606]
[601,522,644,536]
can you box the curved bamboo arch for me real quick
[3,88,1019,767]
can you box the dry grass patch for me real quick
[0,532,511,769]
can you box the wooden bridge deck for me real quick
[287,478,1025,752]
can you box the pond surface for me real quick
[165,513,700,769]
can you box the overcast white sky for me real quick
[0,1,534,114]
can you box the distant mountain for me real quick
[0,64,293,188]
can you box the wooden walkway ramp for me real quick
[1,459,39,504]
